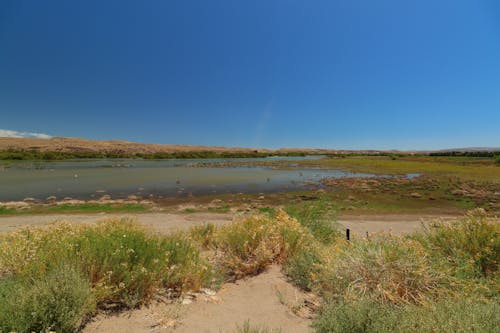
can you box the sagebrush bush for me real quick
[210,210,314,279]
[313,298,500,333]
[315,235,444,305]
[0,219,213,308]
[0,265,94,333]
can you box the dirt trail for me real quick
[0,212,234,233]
[83,265,313,333]
[337,214,461,236]
[0,211,459,235]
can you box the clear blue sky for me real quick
[1,0,499,150]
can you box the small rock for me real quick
[207,295,222,304]
[181,298,192,305]
[410,192,422,198]
[201,288,216,296]
[99,195,111,201]
[127,195,139,200]
[3,201,30,209]
[258,196,265,200]
[23,197,36,203]
[46,196,57,202]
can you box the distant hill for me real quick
[0,137,270,154]
[0,137,389,155]
[0,137,498,155]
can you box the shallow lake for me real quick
[0,156,386,201]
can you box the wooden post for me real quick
[346,228,350,241]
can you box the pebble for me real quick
[181,298,193,305]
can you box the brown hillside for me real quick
[0,137,270,154]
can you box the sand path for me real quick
[82,265,313,333]
[0,211,459,235]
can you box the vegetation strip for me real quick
[0,201,498,332]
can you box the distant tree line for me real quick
[0,149,308,161]
[429,151,499,158]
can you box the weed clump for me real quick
[285,197,340,245]
[313,298,500,333]
[283,248,322,291]
[315,235,444,305]
[210,210,313,279]
[414,208,500,279]
[236,320,282,333]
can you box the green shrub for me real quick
[414,209,500,279]
[72,221,212,306]
[283,248,322,291]
[285,197,340,244]
[0,266,94,333]
[495,155,500,166]
[313,298,500,333]
[0,219,213,308]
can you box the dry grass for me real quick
[315,236,445,305]
[207,210,315,280]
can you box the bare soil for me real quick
[0,212,233,233]
[82,265,313,333]
[0,211,458,235]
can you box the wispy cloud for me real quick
[253,100,273,147]
[0,129,52,139]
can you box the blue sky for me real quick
[1,0,499,150]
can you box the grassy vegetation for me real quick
[313,298,500,333]
[0,219,214,332]
[296,155,500,181]
[194,210,316,280]
[0,203,149,215]
[236,320,282,333]
[309,209,500,333]
[0,149,307,161]
[0,202,498,332]
[228,155,500,181]
[284,197,340,244]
